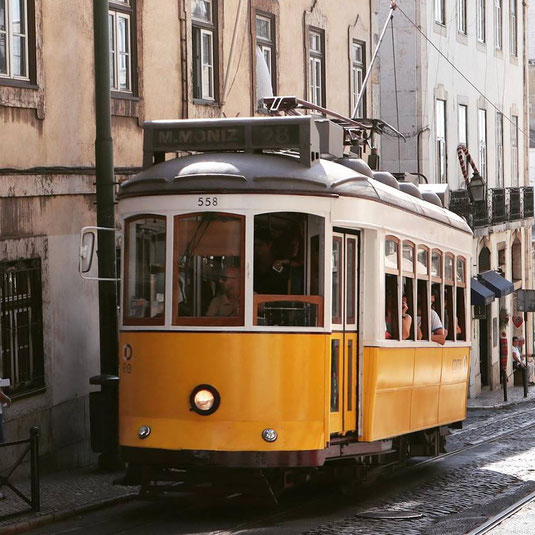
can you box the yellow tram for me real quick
[116,115,472,486]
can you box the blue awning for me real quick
[479,270,514,297]
[471,278,495,306]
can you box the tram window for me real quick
[445,285,454,341]
[125,216,166,324]
[445,255,454,282]
[431,250,442,279]
[431,283,442,324]
[385,274,399,340]
[332,237,342,324]
[173,213,244,325]
[417,280,429,340]
[456,258,466,284]
[456,287,466,340]
[417,247,429,276]
[385,239,398,271]
[402,277,415,340]
[254,213,324,327]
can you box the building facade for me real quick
[379,0,533,396]
[0,0,378,467]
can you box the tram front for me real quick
[116,117,355,474]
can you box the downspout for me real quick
[416,126,429,177]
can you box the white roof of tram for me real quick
[120,151,472,234]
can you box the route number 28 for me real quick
[197,197,218,207]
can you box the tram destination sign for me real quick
[143,116,320,168]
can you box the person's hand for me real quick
[402,301,408,316]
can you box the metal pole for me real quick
[352,1,397,119]
[502,368,508,402]
[30,427,40,512]
[92,0,120,466]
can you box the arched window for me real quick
[402,241,416,340]
[444,253,454,340]
[456,257,467,341]
[417,246,430,340]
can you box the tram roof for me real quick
[119,151,472,234]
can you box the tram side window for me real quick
[125,216,166,323]
[444,285,454,341]
[174,213,244,325]
[385,275,399,340]
[402,277,415,340]
[417,280,429,340]
[254,212,324,327]
[456,287,466,340]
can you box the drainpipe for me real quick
[416,126,429,177]
[91,0,120,470]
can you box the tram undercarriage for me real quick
[121,424,455,499]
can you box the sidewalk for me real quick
[0,465,138,534]
[467,382,535,410]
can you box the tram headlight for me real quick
[190,384,221,415]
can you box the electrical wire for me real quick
[394,3,534,146]
[390,16,401,173]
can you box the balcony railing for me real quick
[448,186,534,229]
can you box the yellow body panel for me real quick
[119,332,329,452]
[362,345,470,442]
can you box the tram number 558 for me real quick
[198,197,218,207]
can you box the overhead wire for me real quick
[394,3,535,146]
[390,16,401,173]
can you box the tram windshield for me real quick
[125,216,166,324]
[253,212,324,327]
[174,213,244,325]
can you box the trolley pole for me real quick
[91,0,120,469]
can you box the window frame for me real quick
[308,27,325,107]
[108,0,136,96]
[457,0,467,34]
[431,249,443,283]
[478,108,487,181]
[494,0,502,50]
[172,212,245,327]
[436,99,447,184]
[332,235,343,325]
[477,0,486,43]
[123,214,167,327]
[351,40,365,118]
[255,11,276,98]
[511,114,519,186]
[496,112,504,187]
[0,0,36,86]
[435,0,446,25]
[192,0,219,103]
[510,0,517,57]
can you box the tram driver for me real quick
[206,265,241,317]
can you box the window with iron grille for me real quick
[0,258,44,397]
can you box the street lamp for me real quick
[468,171,486,203]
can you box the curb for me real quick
[0,492,138,535]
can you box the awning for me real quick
[471,278,495,306]
[478,270,514,297]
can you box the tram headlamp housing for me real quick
[190,384,221,415]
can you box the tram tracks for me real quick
[211,417,535,534]
[466,489,535,535]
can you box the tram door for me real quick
[330,231,359,435]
